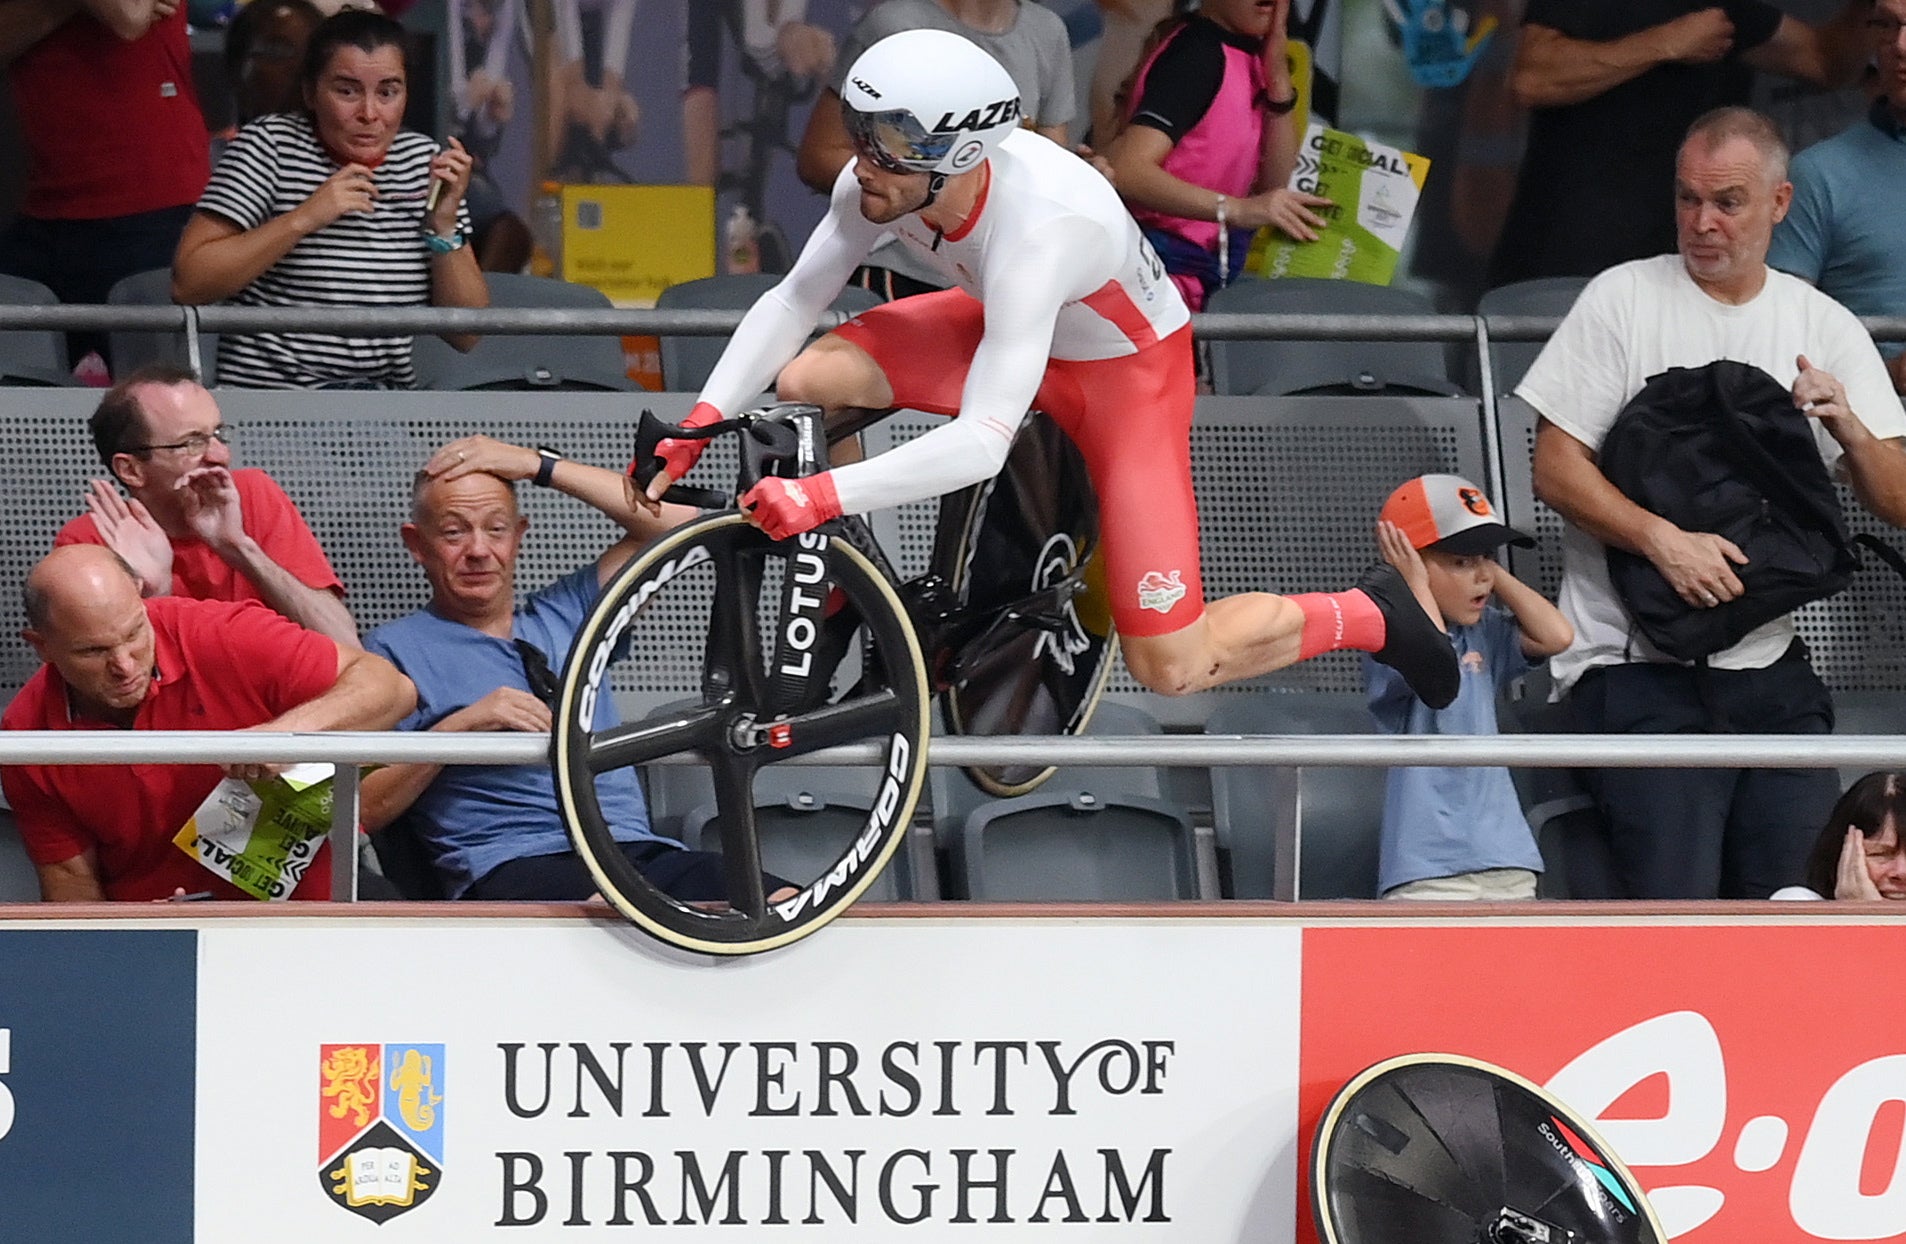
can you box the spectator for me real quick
[1105,0,1330,312]
[547,0,640,180]
[0,545,414,902]
[0,0,210,374]
[1770,0,1906,394]
[360,437,793,903]
[684,0,837,192]
[1772,770,1906,899]
[171,9,490,389]
[1087,0,1173,147]
[56,363,358,647]
[1524,107,1906,899]
[1367,475,1573,901]
[795,0,1075,301]
[226,0,324,125]
[446,0,534,272]
[1489,0,1867,288]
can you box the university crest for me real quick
[317,1043,445,1224]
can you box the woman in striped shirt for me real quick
[172,9,490,389]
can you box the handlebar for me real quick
[632,403,828,510]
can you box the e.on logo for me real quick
[1298,925,1906,1243]
[1552,1011,1906,1239]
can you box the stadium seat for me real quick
[655,275,881,391]
[1204,276,1462,398]
[956,788,1201,901]
[1473,276,1588,395]
[412,273,635,391]
[107,267,214,384]
[684,765,920,901]
[928,701,1171,840]
[1205,693,1382,899]
[0,273,77,386]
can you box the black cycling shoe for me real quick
[1355,562,1460,710]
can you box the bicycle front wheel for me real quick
[552,512,930,955]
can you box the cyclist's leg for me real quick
[1046,328,1459,706]
[778,289,983,465]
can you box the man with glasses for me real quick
[1771,0,1906,394]
[360,436,794,903]
[55,362,357,646]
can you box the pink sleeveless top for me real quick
[1125,24,1267,259]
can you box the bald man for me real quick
[359,436,796,905]
[1,545,414,902]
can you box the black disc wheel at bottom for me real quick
[940,413,1115,798]
[1314,1053,1667,1244]
[552,513,929,955]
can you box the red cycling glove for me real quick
[639,401,723,493]
[741,472,842,540]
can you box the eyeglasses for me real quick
[514,638,559,706]
[127,428,230,456]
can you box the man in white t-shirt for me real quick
[1521,105,1906,900]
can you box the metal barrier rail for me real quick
[6,303,1906,342]
[6,729,1905,903]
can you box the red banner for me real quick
[1300,926,1906,1241]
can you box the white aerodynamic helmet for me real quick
[839,29,1022,177]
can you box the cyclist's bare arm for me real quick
[695,169,883,414]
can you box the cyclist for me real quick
[640,27,1459,708]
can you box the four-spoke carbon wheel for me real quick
[553,512,929,955]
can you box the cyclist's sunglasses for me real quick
[842,103,951,175]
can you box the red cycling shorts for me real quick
[832,289,1204,638]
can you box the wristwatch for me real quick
[425,230,468,255]
[534,446,564,487]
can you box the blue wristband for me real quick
[425,231,467,255]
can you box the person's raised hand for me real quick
[1666,7,1735,64]
[427,137,475,236]
[297,163,378,232]
[1378,520,1444,628]
[175,466,247,554]
[1834,825,1884,900]
[85,479,172,596]
[426,434,534,483]
[1794,353,1861,446]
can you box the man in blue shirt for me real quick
[361,436,780,901]
[1770,0,1906,394]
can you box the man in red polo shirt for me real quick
[0,545,414,902]
[55,363,358,647]
[0,0,211,370]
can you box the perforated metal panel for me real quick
[0,391,1485,720]
[1496,395,1906,692]
[0,390,710,698]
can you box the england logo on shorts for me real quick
[317,1043,445,1224]
[1136,569,1187,614]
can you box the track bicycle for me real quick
[551,401,1116,954]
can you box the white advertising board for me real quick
[197,918,1303,1241]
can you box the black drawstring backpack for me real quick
[1598,359,1906,663]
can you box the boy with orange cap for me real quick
[1368,474,1574,900]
